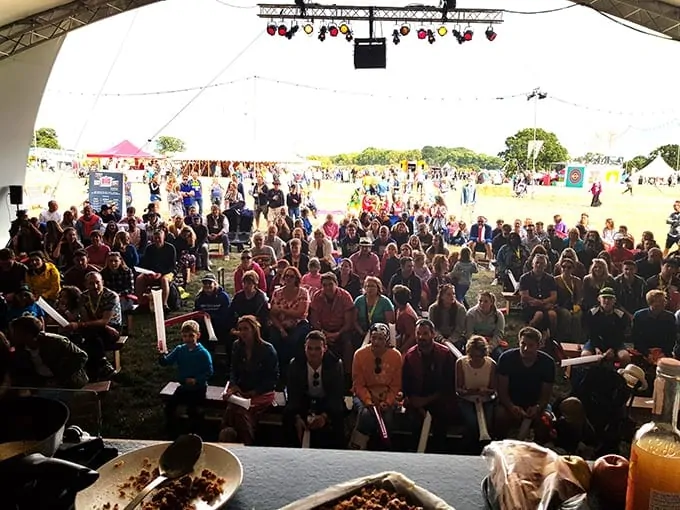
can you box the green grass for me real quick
[101,257,238,439]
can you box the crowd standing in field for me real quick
[1,165,679,457]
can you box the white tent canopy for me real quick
[636,154,678,179]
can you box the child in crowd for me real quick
[158,320,214,438]
[7,287,45,329]
[301,257,322,294]
[450,247,478,305]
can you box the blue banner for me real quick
[89,171,125,212]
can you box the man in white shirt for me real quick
[39,200,62,224]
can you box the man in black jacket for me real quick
[284,330,345,449]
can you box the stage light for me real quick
[452,28,465,44]
[437,26,447,37]
[303,23,314,35]
[329,24,339,37]
[417,28,427,40]
[266,23,277,36]
[485,26,496,41]
[339,22,350,34]
[392,28,400,45]
[427,29,436,44]
[286,24,299,39]
[318,25,327,41]
[345,31,353,42]
[278,24,288,36]
[399,24,410,36]
[464,26,473,41]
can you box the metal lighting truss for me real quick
[257,3,504,25]
[0,0,161,62]
[571,0,680,40]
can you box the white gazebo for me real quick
[636,154,678,179]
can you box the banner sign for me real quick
[88,171,124,212]
[566,166,585,188]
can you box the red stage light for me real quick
[417,28,427,40]
[464,28,473,41]
[485,26,497,41]
[266,24,277,36]
[329,25,339,37]
[278,24,288,36]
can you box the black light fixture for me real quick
[286,24,299,39]
[266,23,277,36]
[277,24,288,36]
[427,29,436,44]
[318,25,327,41]
[345,30,353,42]
[485,25,497,41]
[463,26,473,41]
[452,27,465,44]
[392,28,400,45]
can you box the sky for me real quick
[34,0,680,160]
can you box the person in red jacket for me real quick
[233,250,267,293]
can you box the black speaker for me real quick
[9,185,23,205]
[354,38,386,69]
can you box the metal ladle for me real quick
[123,434,203,510]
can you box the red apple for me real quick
[591,454,629,507]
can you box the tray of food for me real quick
[280,471,454,510]
[74,442,243,510]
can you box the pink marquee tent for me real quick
[86,140,157,159]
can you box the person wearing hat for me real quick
[194,273,231,351]
[266,178,285,224]
[583,286,631,366]
[349,238,381,282]
[608,232,635,272]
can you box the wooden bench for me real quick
[561,342,582,359]
[500,292,520,315]
[108,336,128,373]
[83,380,112,395]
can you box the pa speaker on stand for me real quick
[9,185,23,206]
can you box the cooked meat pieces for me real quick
[320,486,423,510]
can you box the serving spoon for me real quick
[123,434,203,510]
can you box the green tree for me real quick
[573,152,606,164]
[624,155,650,172]
[32,127,61,149]
[498,128,569,175]
[155,135,186,155]
[649,144,680,170]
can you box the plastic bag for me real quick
[482,440,589,510]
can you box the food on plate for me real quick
[98,460,226,510]
[319,485,423,510]
[559,455,591,491]
[591,454,629,506]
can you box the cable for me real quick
[548,96,680,117]
[73,11,139,150]
[139,31,264,154]
[501,4,577,15]
[45,76,254,97]
[213,0,256,9]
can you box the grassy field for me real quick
[27,170,678,438]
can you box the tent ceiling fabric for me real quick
[571,0,680,40]
[0,0,162,61]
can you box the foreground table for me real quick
[108,440,489,509]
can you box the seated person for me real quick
[496,326,555,443]
[309,272,357,381]
[354,276,395,340]
[206,204,230,260]
[519,254,557,336]
[134,230,177,313]
[251,232,277,271]
[55,285,82,324]
[25,251,61,302]
[284,330,345,449]
[456,335,496,448]
[465,291,506,360]
[614,259,647,320]
[632,289,676,359]
[63,250,100,291]
[85,230,110,268]
[284,238,309,276]
[393,285,418,354]
[428,283,466,348]
[583,287,631,366]
[9,315,88,388]
[468,216,493,260]
[233,250,267,294]
[554,257,583,343]
[194,273,231,350]
[388,256,422,311]
[100,251,135,314]
[227,270,269,336]
[219,315,278,445]
[6,286,45,329]
[159,319,213,438]
[269,266,311,378]
[335,258,362,299]
[66,271,122,380]
[349,323,402,450]
[402,319,456,453]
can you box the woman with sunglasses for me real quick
[349,323,402,450]
[270,267,311,382]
